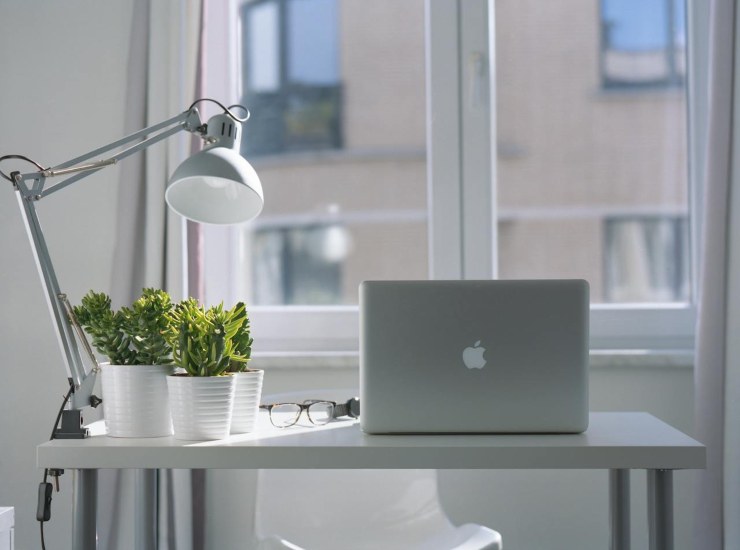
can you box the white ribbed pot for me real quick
[230,369,264,434]
[166,374,236,440]
[100,363,175,438]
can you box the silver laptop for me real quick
[360,280,589,434]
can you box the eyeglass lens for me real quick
[267,401,335,427]
[307,401,334,425]
[270,403,302,427]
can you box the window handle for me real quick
[468,51,487,109]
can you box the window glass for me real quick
[253,224,345,305]
[287,0,339,85]
[496,0,689,304]
[246,2,280,93]
[600,0,686,87]
[235,0,428,306]
[604,216,689,303]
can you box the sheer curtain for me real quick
[99,0,203,548]
[694,0,740,548]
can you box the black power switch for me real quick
[37,482,53,522]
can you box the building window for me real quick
[252,224,350,305]
[240,0,342,156]
[604,216,690,303]
[600,0,686,89]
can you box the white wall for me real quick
[0,2,699,550]
[0,1,134,548]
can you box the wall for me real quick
[0,1,134,548]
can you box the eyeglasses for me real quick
[260,400,337,428]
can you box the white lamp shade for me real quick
[166,146,264,224]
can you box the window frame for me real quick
[212,0,702,355]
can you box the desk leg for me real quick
[135,469,158,550]
[609,469,630,550]
[647,469,673,550]
[72,469,97,550]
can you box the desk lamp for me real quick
[0,98,263,439]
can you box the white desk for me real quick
[38,412,705,550]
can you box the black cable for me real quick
[187,98,251,122]
[0,154,46,182]
[49,382,75,441]
[227,104,250,120]
[40,520,47,550]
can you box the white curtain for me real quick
[98,0,203,548]
[694,0,740,548]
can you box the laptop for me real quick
[359,279,589,434]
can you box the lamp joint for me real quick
[9,171,21,189]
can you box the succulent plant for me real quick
[72,288,174,365]
[227,301,253,373]
[164,299,252,377]
[120,289,174,364]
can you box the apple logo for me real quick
[462,340,486,369]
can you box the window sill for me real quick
[250,146,425,169]
[250,350,694,370]
[589,349,693,369]
[592,86,686,101]
[251,351,360,370]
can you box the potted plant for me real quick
[163,299,253,440]
[226,302,263,434]
[73,288,175,438]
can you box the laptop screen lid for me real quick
[359,279,589,434]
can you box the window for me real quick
[601,0,686,88]
[240,0,342,155]
[428,0,695,350]
[207,0,698,353]
[207,0,428,333]
[252,224,346,305]
[604,216,690,303]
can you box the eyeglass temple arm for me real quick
[333,398,360,418]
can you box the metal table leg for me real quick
[72,469,97,550]
[647,469,674,550]
[135,469,158,550]
[609,469,630,550]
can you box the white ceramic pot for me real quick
[231,369,264,434]
[166,374,236,440]
[100,364,175,438]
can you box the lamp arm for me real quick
[15,108,204,200]
[7,106,205,430]
[14,187,92,410]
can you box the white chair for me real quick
[253,391,502,550]
[255,469,502,550]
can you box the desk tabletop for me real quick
[37,412,705,470]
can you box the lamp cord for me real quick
[187,98,251,122]
[38,380,75,550]
[0,154,46,182]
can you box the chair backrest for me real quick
[255,469,454,550]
